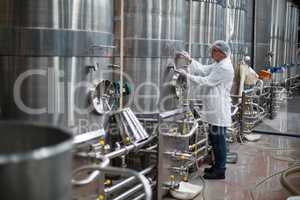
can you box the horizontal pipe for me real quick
[189,138,207,151]
[72,155,110,186]
[106,136,156,159]
[131,182,156,200]
[188,155,205,168]
[146,144,157,150]
[72,170,100,186]
[192,146,207,156]
[231,95,242,99]
[75,136,156,160]
[132,193,146,200]
[105,165,155,194]
[112,184,143,200]
[73,129,105,144]
[74,166,152,200]
[252,129,300,138]
[164,151,193,160]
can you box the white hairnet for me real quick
[211,40,231,57]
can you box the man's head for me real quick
[211,40,231,62]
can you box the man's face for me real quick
[211,47,226,62]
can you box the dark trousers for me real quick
[208,124,227,173]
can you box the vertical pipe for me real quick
[251,0,256,69]
[188,0,193,54]
[119,0,124,109]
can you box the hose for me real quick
[248,142,300,200]
[280,166,300,195]
[250,166,293,200]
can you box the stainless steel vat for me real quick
[225,0,247,67]
[290,6,299,65]
[254,0,272,68]
[244,0,253,60]
[0,0,114,134]
[114,0,187,112]
[0,122,73,200]
[190,0,226,64]
[270,0,287,66]
[284,2,299,66]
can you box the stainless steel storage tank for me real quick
[290,6,299,65]
[190,0,226,64]
[0,122,73,200]
[254,0,272,68]
[0,0,114,134]
[225,0,247,67]
[114,0,187,112]
[284,3,299,66]
[283,1,293,64]
[244,0,253,61]
[270,0,287,66]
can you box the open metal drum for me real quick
[0,122,73,200]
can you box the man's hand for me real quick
[177,69,188,78]
[175,51,192,63]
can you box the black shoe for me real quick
[203,171,225,180]
[204,166,215,173]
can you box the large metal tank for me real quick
[283,1,293,64]
[225,0,247,67]
[254,0,273,68]
[187,0,225,64]
[270,0,287,66]
[0,0,114,134]
[290,6,299,65]
[284,3,299,66]
[0,122,73,200]
[190,0,226,64]
[114,0,187,113]
[244,0,253,61]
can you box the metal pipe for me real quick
[121,110,142,141]
[72,170,100,186]
[74,166,152,200]
[105,136,155,159]
[231,106,239,117]
[132,193,146,200]
[73,129,106,145]
[113,181,157,200]
[127,109,149,139]
[119,0,124,109]
[189,138,207,151]
[167,122,198,139]
[146,144,157,150]
[231,95,242,99]
[252,129,300,138]
[188,0,193,54]
[192,146,207,156]
[76,135,156,160]
[105,165,155,194]
[112,184,143,200]
[188,155,205,168]
[72,156,110,186]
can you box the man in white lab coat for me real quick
[178,40,234,179]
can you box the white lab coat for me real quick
[187,57,234,127]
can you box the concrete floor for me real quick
[165,96,300,200]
